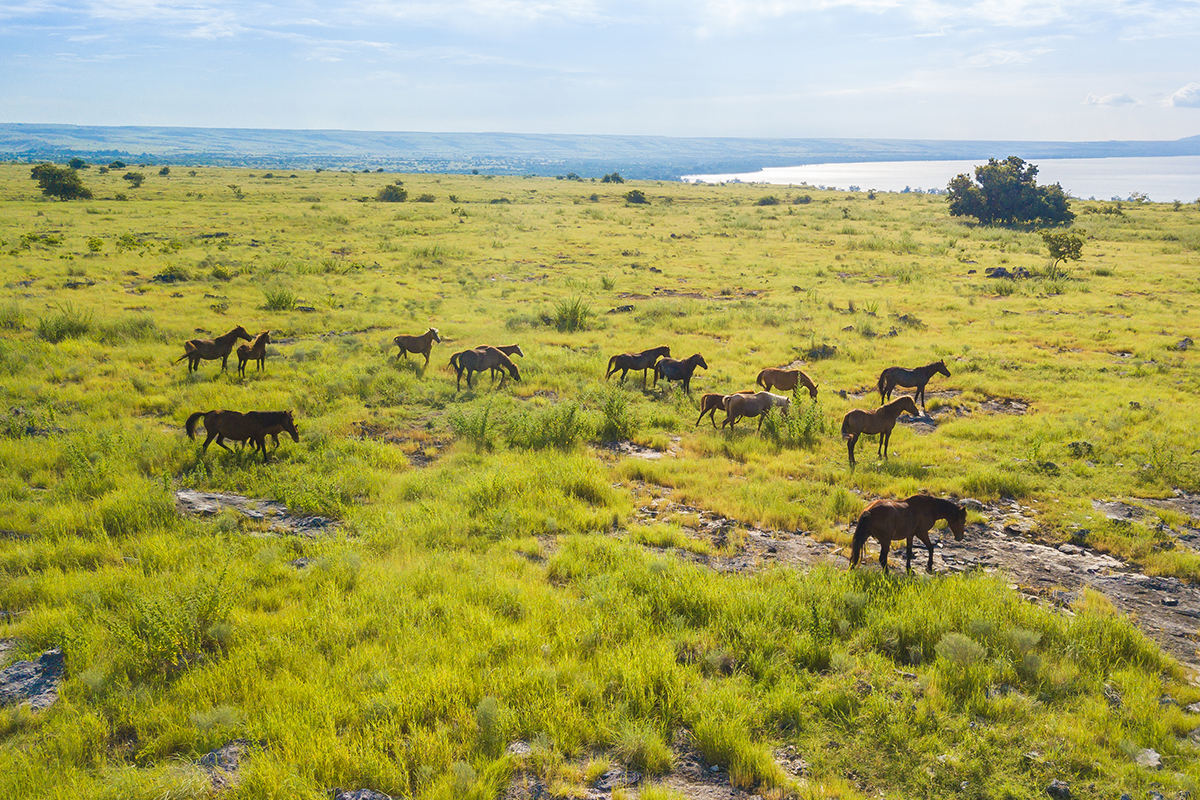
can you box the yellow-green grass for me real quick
[1,164,1199,798]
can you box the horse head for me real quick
[430,328,441,342]
[508,362,522,382]
[691,354,708,370]
[233,325,253,341]
[511,345,525,357]
[898,396,921,417]
[808,384,819,400]
[283,410,300,442]
[948,506,967,541]
[935,360,951,377]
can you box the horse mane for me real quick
[247,410,292,426]
[882,396,918,413]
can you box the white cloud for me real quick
[964,46,1051,67]
[1082,92,1139,106]
[1166,83,1200,107]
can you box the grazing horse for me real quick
[695,391,754,427]
[653,353,708,394]
[849,494,967,573]
[393,328,442,367]
[185,409,299,463]
[723,391,791,431]
[175,326,253,373]
[450,347,521,391]
[877,360,950,411]
[840,396,921,466]
[476,343,524,381]
[606,346,671,387]
[236,330,271,377]
[756,368,818,399]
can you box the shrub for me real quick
[0,303,25,331]
[36,302,93,343]
[86,237,103,253]
[415,193,436,203]
[507,402,588,450]
[614,722,673,774]
[377,183,408,202]
[755,196,780,206]
[552,297,593,332]
[122,172,145,188]
[448,403,499,452]
[624,189,649,205]
[601,172,624,184]
[29,163,92,201]
[263,286,297,311]
[595,386,640,441]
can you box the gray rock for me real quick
[332,791,391,800]
[593,769,641,791]
[1046,778,1071,799]
[1135,748,1162,769]
[199,739,251,790]
[505,740,532,757]
[0,649,64,711]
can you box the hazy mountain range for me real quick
[3,123,1199,180]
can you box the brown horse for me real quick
[175,326,253,373]
[476,343,524,381]
[840,396,920,466]
[849,494,966,573]
[450,347,521,391]
[606,346,671,387]
[236,330,270,377]
[723,391,791,431]
[393,328,442,367]
[653,353,708,394]
[185,409,299,463]
[877,359,950,411]
[756,368,818,399]
[695,391,754,427]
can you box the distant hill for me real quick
[2,123,1199,180]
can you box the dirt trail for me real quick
[621,474,1200,673]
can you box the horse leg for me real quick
[201,429,217,453]
[423,351,431,368]
[881,430,891,459]
[918,531,935,573]
[878,539,891,573]
[905,536,915,573]
[215,433,234,453]
[847,434,858,465]
[221,353,229,371]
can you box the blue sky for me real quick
[2,0,1198,140]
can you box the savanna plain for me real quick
[2,163,1200,800]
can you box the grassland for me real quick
[1,163,1199,799]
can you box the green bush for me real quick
[263,285,297,311]
[36,302,93,343]
[552,297,593,332]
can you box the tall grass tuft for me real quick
[36,302,93,343]
[507,402,588,450]
[595,386,640,441]
[448,402,499,452]
[263,285,297,311]
[552,297,593,332]
[0,302,25,330]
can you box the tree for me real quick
[601,172,624,184]
[1041,231,1083,271]
[123,172,145,188]
[109,160,126,169]
[376,182,407,202]
[624,189,648,205]
[68,157,88,170]
[158,166,170,176]
[30,163,93,200]
[946,156,1074,226]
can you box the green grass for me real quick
[1,164,1199,799]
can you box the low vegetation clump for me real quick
[0,164,1198,799]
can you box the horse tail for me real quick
[756,370,767,389]
[876,370,887,402]
[605,355,618,379]
[849,515,871,569]
[841,413,853,440]
[185,411,207,440]
[449,351,460,371]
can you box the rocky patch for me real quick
[199,739,252,792]
[0,648,64,711]
[175,490,339,536]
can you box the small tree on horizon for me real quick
[123,171,145,188]
[601,172,624,184]
[377,182,408,202]
[624,189,648,205]
[30,163,93,201]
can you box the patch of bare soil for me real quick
[175,490,339,536]
[594,437,682,462]
[351,421,450,467]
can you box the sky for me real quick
[1,0,1198,141]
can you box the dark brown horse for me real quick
[236,330,270,377]
[849,494,967,573]
[877,359,950,411]
[393,328,442,367]
[756,368,818,399]
[606,346,670,387]
[840,396,920,466]
[175,326,253,373]
[695,391,754,427]
[476,343,524,381]
[450,347,521,391]
[653,353,708,394]
[185,409,299,463]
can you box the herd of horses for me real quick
[175,325,961,573]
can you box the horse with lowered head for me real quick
[476,343,524,381]
[236,330,270,377]
[175,325,253,373]
[695,391,754,427]
[723,391,791,431]
[849,494,966,573]
[877,359,950,411]
[756,368,818,399]
[185,409,299,463]
[393,328,441,367]
[840,396,920,466]
[450,347,521,391]
[606,346,670,387]
[653,353,708,394]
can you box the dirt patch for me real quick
[595,437,681,461]
[979,397,1030,415]
[175,490,339,536]
[352,421,450,468]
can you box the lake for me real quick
[683,155,1200,203]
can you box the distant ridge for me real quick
[3,123,1199,180]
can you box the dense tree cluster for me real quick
[947,156,1074,226]
[30,163,93,200]
[377,182,408,202]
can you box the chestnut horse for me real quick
[756,368,818,399]
[849,494,966,573]
[695,391,754,427]
[606,346,670,387]
[653,353,708,394]
[450,347,521,391]
[175,326,253,373]
[393,328,442,367]
[476,343,524,381]
[840,396,920,466]
[723,391,791,431]
[236,330,270,377]
[185,409,299,463]
[877,359,950,411]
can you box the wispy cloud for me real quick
[1166,83,1200,108]
[1083,92,1139,106]
[963,46,1051,67]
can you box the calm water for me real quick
[683,155,1200,203]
